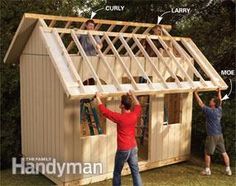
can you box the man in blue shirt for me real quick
[194,88,232,176]
[79,19,102,56]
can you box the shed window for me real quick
[164,77,182,125]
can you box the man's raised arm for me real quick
[217,88,222,106]
[128,90,140,105]
[194,89,205,108]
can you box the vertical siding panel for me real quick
[149,95,158,162]
[55,61,60,162]
[73,100,82,179]
[106,99,118,173]
[48,58,53,157]
[99,135,107,175]
[29,54,33,156]
[51,61,56,159]
[162,126,169,159]
[41,55,45,156]
[186,93,193,155]
[81,137,91,179]
[20,56,25,155]
[155,95,164,161]
[38,56,43,156]
[46,57,50,157]
[25,57,29,156]
[64,99,75,181]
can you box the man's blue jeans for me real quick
[112,147,142,186]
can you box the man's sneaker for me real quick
[201,169,211,176]
[226,169,232,176]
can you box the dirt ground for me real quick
[1,160,235,186]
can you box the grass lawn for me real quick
[1,160,235,186]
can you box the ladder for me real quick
[80,99,103,136]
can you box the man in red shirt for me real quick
[96,90,142,186]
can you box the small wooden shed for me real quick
[4,13,227,185]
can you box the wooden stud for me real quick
[49,20,56,27]
[103,25,129,54]
[134,27,152,56]
[118,26,140,53]
[88,32,122,91]
[119,34,154,89]
[60,21,72,38]
[161,28,207,87]
[145,36,182,87]
[104,33,139,90]
[181,38,224,87]
[157,36,195,87]
[71,30,104,92]
[132,35,169,89]
[101,24,115,42]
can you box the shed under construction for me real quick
[4,13,227,185]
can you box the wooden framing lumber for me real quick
[103,25,129,54]
[181,38,224,87]
[52,28,85,92]
[60,21,72,38]
[161,28,207,87]
[104,34,138,89]
[49,20,56,27]
[118,26,140,53]
[104,33,139,90]
[157,36,195,87]
[71,30,104,92]
[101,24,115,42]
[24,13,172,31]
[132,35,169,89]
[119,34,154,89]
[145,36,182,87]
[43,27,186,41]
[88,32,122,91]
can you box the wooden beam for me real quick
[88,32,122,91]
[66,41,75,51]
[118,26,140,53]
[38,19,48,27]
[71,30,104,92]
[157,36,195,87]
[134,27,152,56]
[52,28,85,92]
[145,36,182,87]
[119,34,154,89]
[161,28,207,87]
[103,25,129,54]
[24,13,172,31]
[132,35,169,89]
[49,20,56,27]
[181,38,225,87]
[101,24,115,42]
[60,21,72,38]
[104,33,139,90]
[43,27,188,41]
[95,23,101,30]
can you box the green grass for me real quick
[1,161,235,186]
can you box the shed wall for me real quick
[20,21,66,181]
